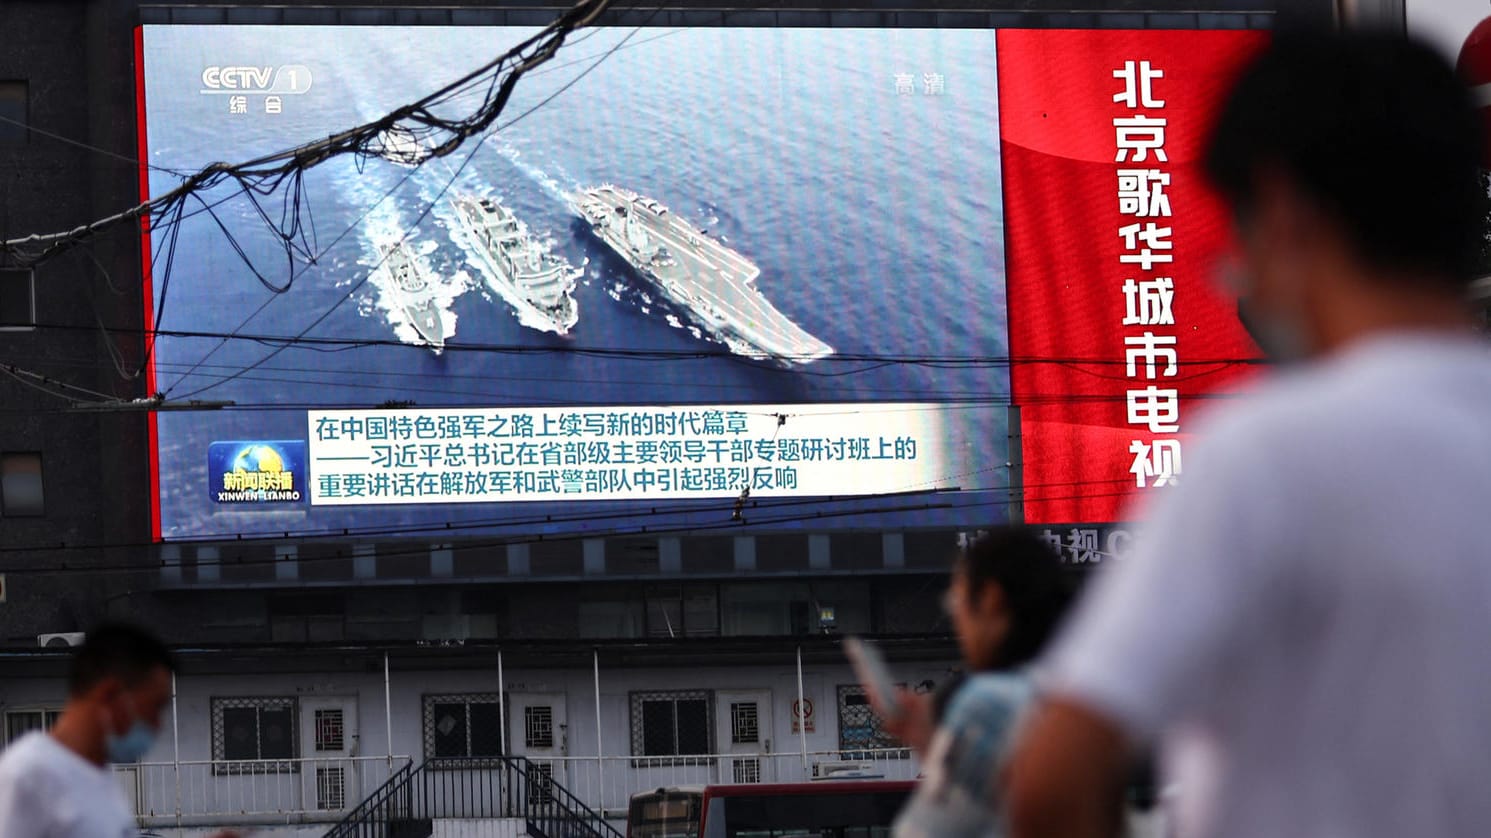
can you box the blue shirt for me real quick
[893,671,1033,838]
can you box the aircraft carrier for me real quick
[378,241,445,352]
[569,184,833,364]
[450,193,579,335]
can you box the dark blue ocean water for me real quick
[142,25,1010,539]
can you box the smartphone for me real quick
[844,636,903,720]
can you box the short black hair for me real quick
[69,622,174,697]
[956,528,1075,669]
[1204,31,1482,286]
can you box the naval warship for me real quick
[569,184,833,364]
[450,193,578,335]
[378,241,445,351]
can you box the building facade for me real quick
[0,1,1328,833]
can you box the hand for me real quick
[878,688,935,755]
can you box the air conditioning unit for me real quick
[38,632,85,649]
[811,761,883,781]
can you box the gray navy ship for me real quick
[378,241,445,352]
[568,184,833,364]
[450,193,578,335]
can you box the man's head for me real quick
[945,528,1073,671]
[68,622,174,762]
[1204,32,1482,357]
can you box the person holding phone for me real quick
[876,527,1076,838]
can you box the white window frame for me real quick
[0,452,44,517]
[0,268,36,331]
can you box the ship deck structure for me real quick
[569,184,833,364]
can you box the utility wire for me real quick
[0,0,612,269]
[0,482,1148,577]
[0,471,1110,556]
[163,8,662,402]
[14,322,1267,368]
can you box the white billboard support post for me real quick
[594,649,605,806]
[171,670,181,824]
[796,646,809,773]
[498,650,507,755]
[383,653,393,768]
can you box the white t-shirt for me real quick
[1041,332,1491,838]
[0,732,135,838]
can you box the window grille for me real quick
[423,693,504,762]
[211,697,298,774]
[630,690,712,765]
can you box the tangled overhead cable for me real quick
[0,0,612,269]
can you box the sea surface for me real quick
[141,24,1011,539]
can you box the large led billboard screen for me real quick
[138,24,1012,540]
[136,23,1265,541]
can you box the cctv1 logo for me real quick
[200,65,313,95]
[208,440,308,505]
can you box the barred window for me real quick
[423,693,504,760]
[316,766,346,810]
[731,757,762,784]
[525,705,554,749]
[631,690,712,760]
[730,702,760,746]
[527,761,555,806]
[314,708,345,752]
[836,685,900,753]
[212,697,297,773]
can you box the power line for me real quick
[0,471,1116,558]
[164,9,665,403]
[0,0,612,269]
[0,481,1148,578]
[0,113,187,177]
[15,322,1268,368]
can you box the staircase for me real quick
[324,756,623,838]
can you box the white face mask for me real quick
[1219,257,1309,364]
[100,695,158,764]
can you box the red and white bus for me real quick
[626,780,916,838]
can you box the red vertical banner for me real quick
[135,25,163,541]
[998,30,1268,524]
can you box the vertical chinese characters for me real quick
[1114,60,1182,488]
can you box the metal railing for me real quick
[323,756,623,838]
[543,748,920,814]
[116,748,918,829]
[116,756,411,827]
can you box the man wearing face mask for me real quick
[0,622,238,838]
[1004,31,1491,838]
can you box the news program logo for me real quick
[208,441,307,504]
[199,65,313,95]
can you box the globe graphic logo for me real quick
[232,445,285,474]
